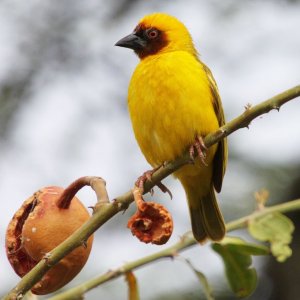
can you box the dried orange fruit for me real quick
[128,188,173,245]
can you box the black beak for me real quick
[115,33,146,50]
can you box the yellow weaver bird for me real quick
[116,13,227,242]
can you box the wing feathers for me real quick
[202,63,228,192]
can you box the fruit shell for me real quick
[6,186,93,295]
[127,200,173,245]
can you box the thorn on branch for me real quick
[213,128,228,142]
[112,199,129,213]
[219,128,227,135]
[244,122,251,129]
[170,250,179,259]
[82,241,88,249]
[43,253,52,266]
[254,189,270,211]
[244,103,252,111]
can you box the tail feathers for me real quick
[189,188,225,242]
[190,208,207,242]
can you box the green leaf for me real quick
[248,212,294,262]
[220,236,270,256]
[211,236,269,298]
[184,258,214,300]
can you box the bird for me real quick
[115,13,227,243]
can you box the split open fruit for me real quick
[5,186,93,295]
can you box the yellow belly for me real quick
[128,51,219,172]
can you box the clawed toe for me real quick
[135,166,172,199]
[189,135,208,166]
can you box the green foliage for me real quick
[211,236,269,298]
[248,212,294,262]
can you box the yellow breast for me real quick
[128,51,219,167]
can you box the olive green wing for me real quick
[203,63,228,193]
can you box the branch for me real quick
[49,198,300,300]
[4,85,300,300]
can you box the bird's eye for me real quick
[146,29,159,39]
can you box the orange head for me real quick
[115,13,197,59]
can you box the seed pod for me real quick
[5,186,93,295]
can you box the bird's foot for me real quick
[135,166,173,199]
[135,169,156,191]
[189,135,208,166]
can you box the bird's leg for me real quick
[135,165,173,199]
[189,135,208,166]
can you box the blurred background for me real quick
[0,0,300,299]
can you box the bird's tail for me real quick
[188,186,225,242]
[176,164,226,243]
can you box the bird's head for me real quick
[115,13,197,59]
